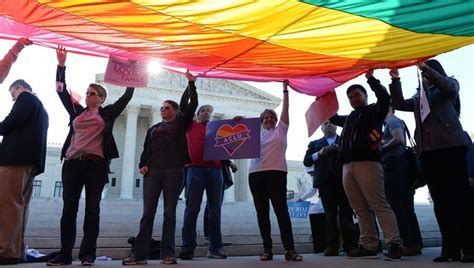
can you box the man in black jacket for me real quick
[0,79,49,265]
[330,70,402,261]
[304,121,359,256]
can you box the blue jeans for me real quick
[133,167,184,258]
[182,167,223,252]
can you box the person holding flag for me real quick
[390,60,474,263]
[47,46,135,266]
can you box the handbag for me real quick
[402,121,426,190]
[222,164,234,190]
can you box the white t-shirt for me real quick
[249,121,288,173]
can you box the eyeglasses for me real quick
[160,106,171,111]
[86,91,99,97]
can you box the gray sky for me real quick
[0,41,473,161]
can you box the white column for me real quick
[120,104,140,199]
[223,181,235,202]
[233,159,250,201]
[150,107,161,128]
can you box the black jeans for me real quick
[318,179,359,251]
[384,156,423,247]
[309,213,326,253]
[60,159,108,259]
[249,170,295,251]
[133,167,184,259]
[420,146,474,256]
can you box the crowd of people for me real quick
[0,39,473,266]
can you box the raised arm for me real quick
[179,86,190,112]
[182,71,198,127]
[280,80,289,125]
[56,46,83,115]
[0,38,31,83]
[106,87,135,119]
[366,71,390,121]
[388,68,415,112]
[418,62,459,98]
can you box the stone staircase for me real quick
[25,199,440,259]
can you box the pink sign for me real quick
[104,55,148,88]
[305,90,339,137]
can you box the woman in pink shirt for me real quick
[248,81,303,262]
[47,47,135,266]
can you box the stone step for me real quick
[31,243,316,260]
[25,198,442,257]
[25,234,313,249]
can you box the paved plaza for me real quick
[12,247,471,268]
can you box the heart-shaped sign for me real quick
[215,124,251,156]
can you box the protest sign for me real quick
[288,201,311,218]
[204,118,260,160]
[305,90,339,137]
[104,55,148,88]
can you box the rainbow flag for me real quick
[0,0,472,95]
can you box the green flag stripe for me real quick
[301,0,474,36]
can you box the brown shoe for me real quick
[285,250,303,261]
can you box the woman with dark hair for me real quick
[390,60,474,263]
[122,71,198,265]
[248,81,303,262]
[47,47,135,266]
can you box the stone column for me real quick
[223,182,236,202]
[150,106,161,128]
[120,104,140,199]
[233,159,250,202]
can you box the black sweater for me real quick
[139,81,198,169]
[330,76,390,164]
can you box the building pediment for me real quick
[95,71,280,105]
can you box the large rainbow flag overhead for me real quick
[0,0,473,95]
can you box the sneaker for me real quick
[122,255,147,265]
[80,255,95,266]
[178,250,194,260]
[47,254,73,266]
[384,243,403,261]
[161,256,177,264]
[346,246,378,259]
[206,250,227,259]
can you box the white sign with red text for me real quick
[104,55,148,88]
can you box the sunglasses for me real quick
[160,106,172,111]
[85,91,101,97]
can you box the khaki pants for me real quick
[342,161,401,251]
[0,165,34,259]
